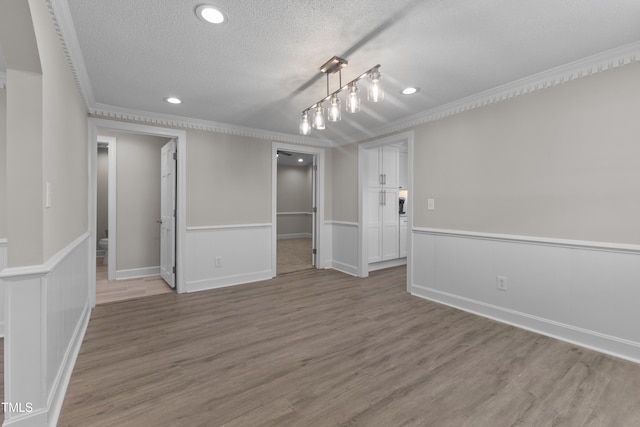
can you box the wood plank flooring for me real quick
[96,257,173,305]
[59,267,640,426]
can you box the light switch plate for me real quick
[427,198,435,210]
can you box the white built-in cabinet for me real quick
[367,147,400,263]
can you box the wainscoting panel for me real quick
[185,224,273,293]
[411,228,640,363]
[0,233,91,427]
[329,221,359,276]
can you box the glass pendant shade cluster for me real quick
[300,56,383,135]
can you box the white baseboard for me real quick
[411,228,640,364]
[329,261,359,277]
[186,270,273,293]
[368,258,406,272]
[277,233,312,240]
[115,266,160,280]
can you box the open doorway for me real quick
[271,142,326,276]
[89,118,187,306]
[93,131,175,304]
[276,150,316,274]
[358,131,414,290]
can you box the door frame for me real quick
[96,135,117,282]
[88,118,187,306]
[271,142,326,275]
[357,130,414,291]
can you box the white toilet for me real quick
[99,238,109,265]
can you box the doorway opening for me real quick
[89,118,187,307]
[358,131,414,291]
[93,131,175,304]
[271,142,326,276]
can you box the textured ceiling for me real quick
[62,0,640,142]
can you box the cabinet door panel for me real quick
[367,148,382,187]
[381,147,399,188]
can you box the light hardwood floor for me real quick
[96,257,173,305]
[59,266,640,426]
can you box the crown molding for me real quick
[90,103,332,147]
[350,40,640,145]
[46,0,95,110]
[46,0,640,148]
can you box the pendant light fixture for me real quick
[367,67,384,102]
[313,103,326,130]
[299,110,311,135]
[299,56,382,135]
[328,93,342,122]
[345,82,361,113]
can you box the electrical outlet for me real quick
[215,256,222,268]
[427,198,435,211]
[496,276,508,292]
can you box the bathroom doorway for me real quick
[94,132,174,304]
[271,142,326,276]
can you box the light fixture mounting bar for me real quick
[319,56,348,74]
[303,64,381,112]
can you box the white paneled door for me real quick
[160,139,177,288]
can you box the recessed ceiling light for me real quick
[164,97,182,104]
[402,87,419,95]
[298,158,304,163]
[196,5,226,24]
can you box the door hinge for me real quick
[173,152,177,160]
[172,266,176,274]
[312,207,317,213]
[312,249,317,255]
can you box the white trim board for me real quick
[410,228,640,364]
[115,266,161,280]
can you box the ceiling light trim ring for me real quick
[195,4,227,24]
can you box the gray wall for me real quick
[98,130,170,270]
[186,130,272,226]
[1,0,87,267]
[96,147,108,245]
[329,61,640,245]
[277,164,312,236]
[328,143,358,222]
[413,61,640,244]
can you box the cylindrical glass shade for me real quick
[313,103,325,130]
[367,68,384,102]
[328,93,341,122]
[345,82,361,113]
[299,110,311,135]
